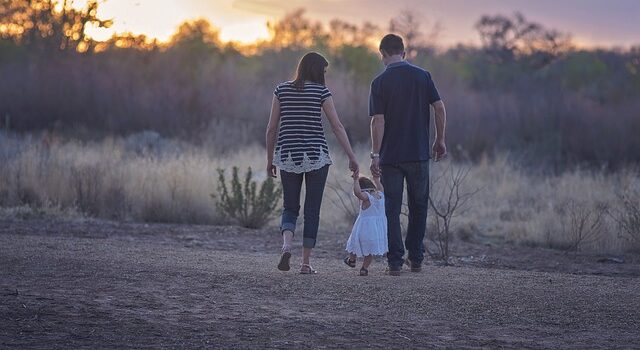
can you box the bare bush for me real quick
[213,167,282,229]
[428,164,480,262]
[609,191,640,252]
[562,200,608,252]
[326,180,359,226]
[101,185,129,220]
[71,165,103,216]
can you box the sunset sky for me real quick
[82,0,640,47]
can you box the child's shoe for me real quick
[343,256,356,268]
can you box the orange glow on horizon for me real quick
[218,21,270,44]
[76,0,272,45]
[72,0,638,49]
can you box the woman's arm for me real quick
[322,97,359,176]
[265,95,281,178]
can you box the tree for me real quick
[389,10,441,57]
[328,19,357,48]
[0,0,112,53]
[166,18,221,70]
[266,9,327,50]
[475,12,571,67]
[169,18,220,50]
[98,32,158,51]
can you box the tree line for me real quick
[1,1,639,170]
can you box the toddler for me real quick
[344,173,388,276]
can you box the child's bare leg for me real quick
[362,255,373,269]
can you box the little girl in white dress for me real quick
[344,174,388,276]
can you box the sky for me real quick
[82,0,640,48]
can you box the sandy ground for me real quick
[1,219,639,349]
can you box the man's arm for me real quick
[432,100,447,161]
[370,114,384,176]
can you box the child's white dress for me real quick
[346,191,388,257]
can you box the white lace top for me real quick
[272,81,333,174]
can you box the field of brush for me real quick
[1,132,638,255]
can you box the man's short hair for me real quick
[379,34,404,56]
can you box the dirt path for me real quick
[1,220,639,349]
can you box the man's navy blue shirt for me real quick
[369,61,441,165]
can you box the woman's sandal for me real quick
[343,256,356,268]
[277,247,292,271]
[300,264,318,274]
[359,267,368,276]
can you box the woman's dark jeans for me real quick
[279,165,329,248]
[381,161,430,268]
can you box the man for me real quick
[369,34,447,276]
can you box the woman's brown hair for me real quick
[292,52,329,89]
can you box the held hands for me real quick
[348,156,359,179]
[432,139,447,162]
[370,157,381,178]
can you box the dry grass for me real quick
[1,132,638,254]
[0,132,261,225]
[457,156,639,253]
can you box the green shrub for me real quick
[213,167,282,229]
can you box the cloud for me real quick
[232,0,640,47]
[232,0,290,15]
[232,0,360,16]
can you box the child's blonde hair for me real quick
[358,176,376,191]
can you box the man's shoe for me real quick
[404,258,422,272]
[385,266,402,276]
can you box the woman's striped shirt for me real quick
[272,81,333,174]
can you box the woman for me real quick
[266,52,359,274]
